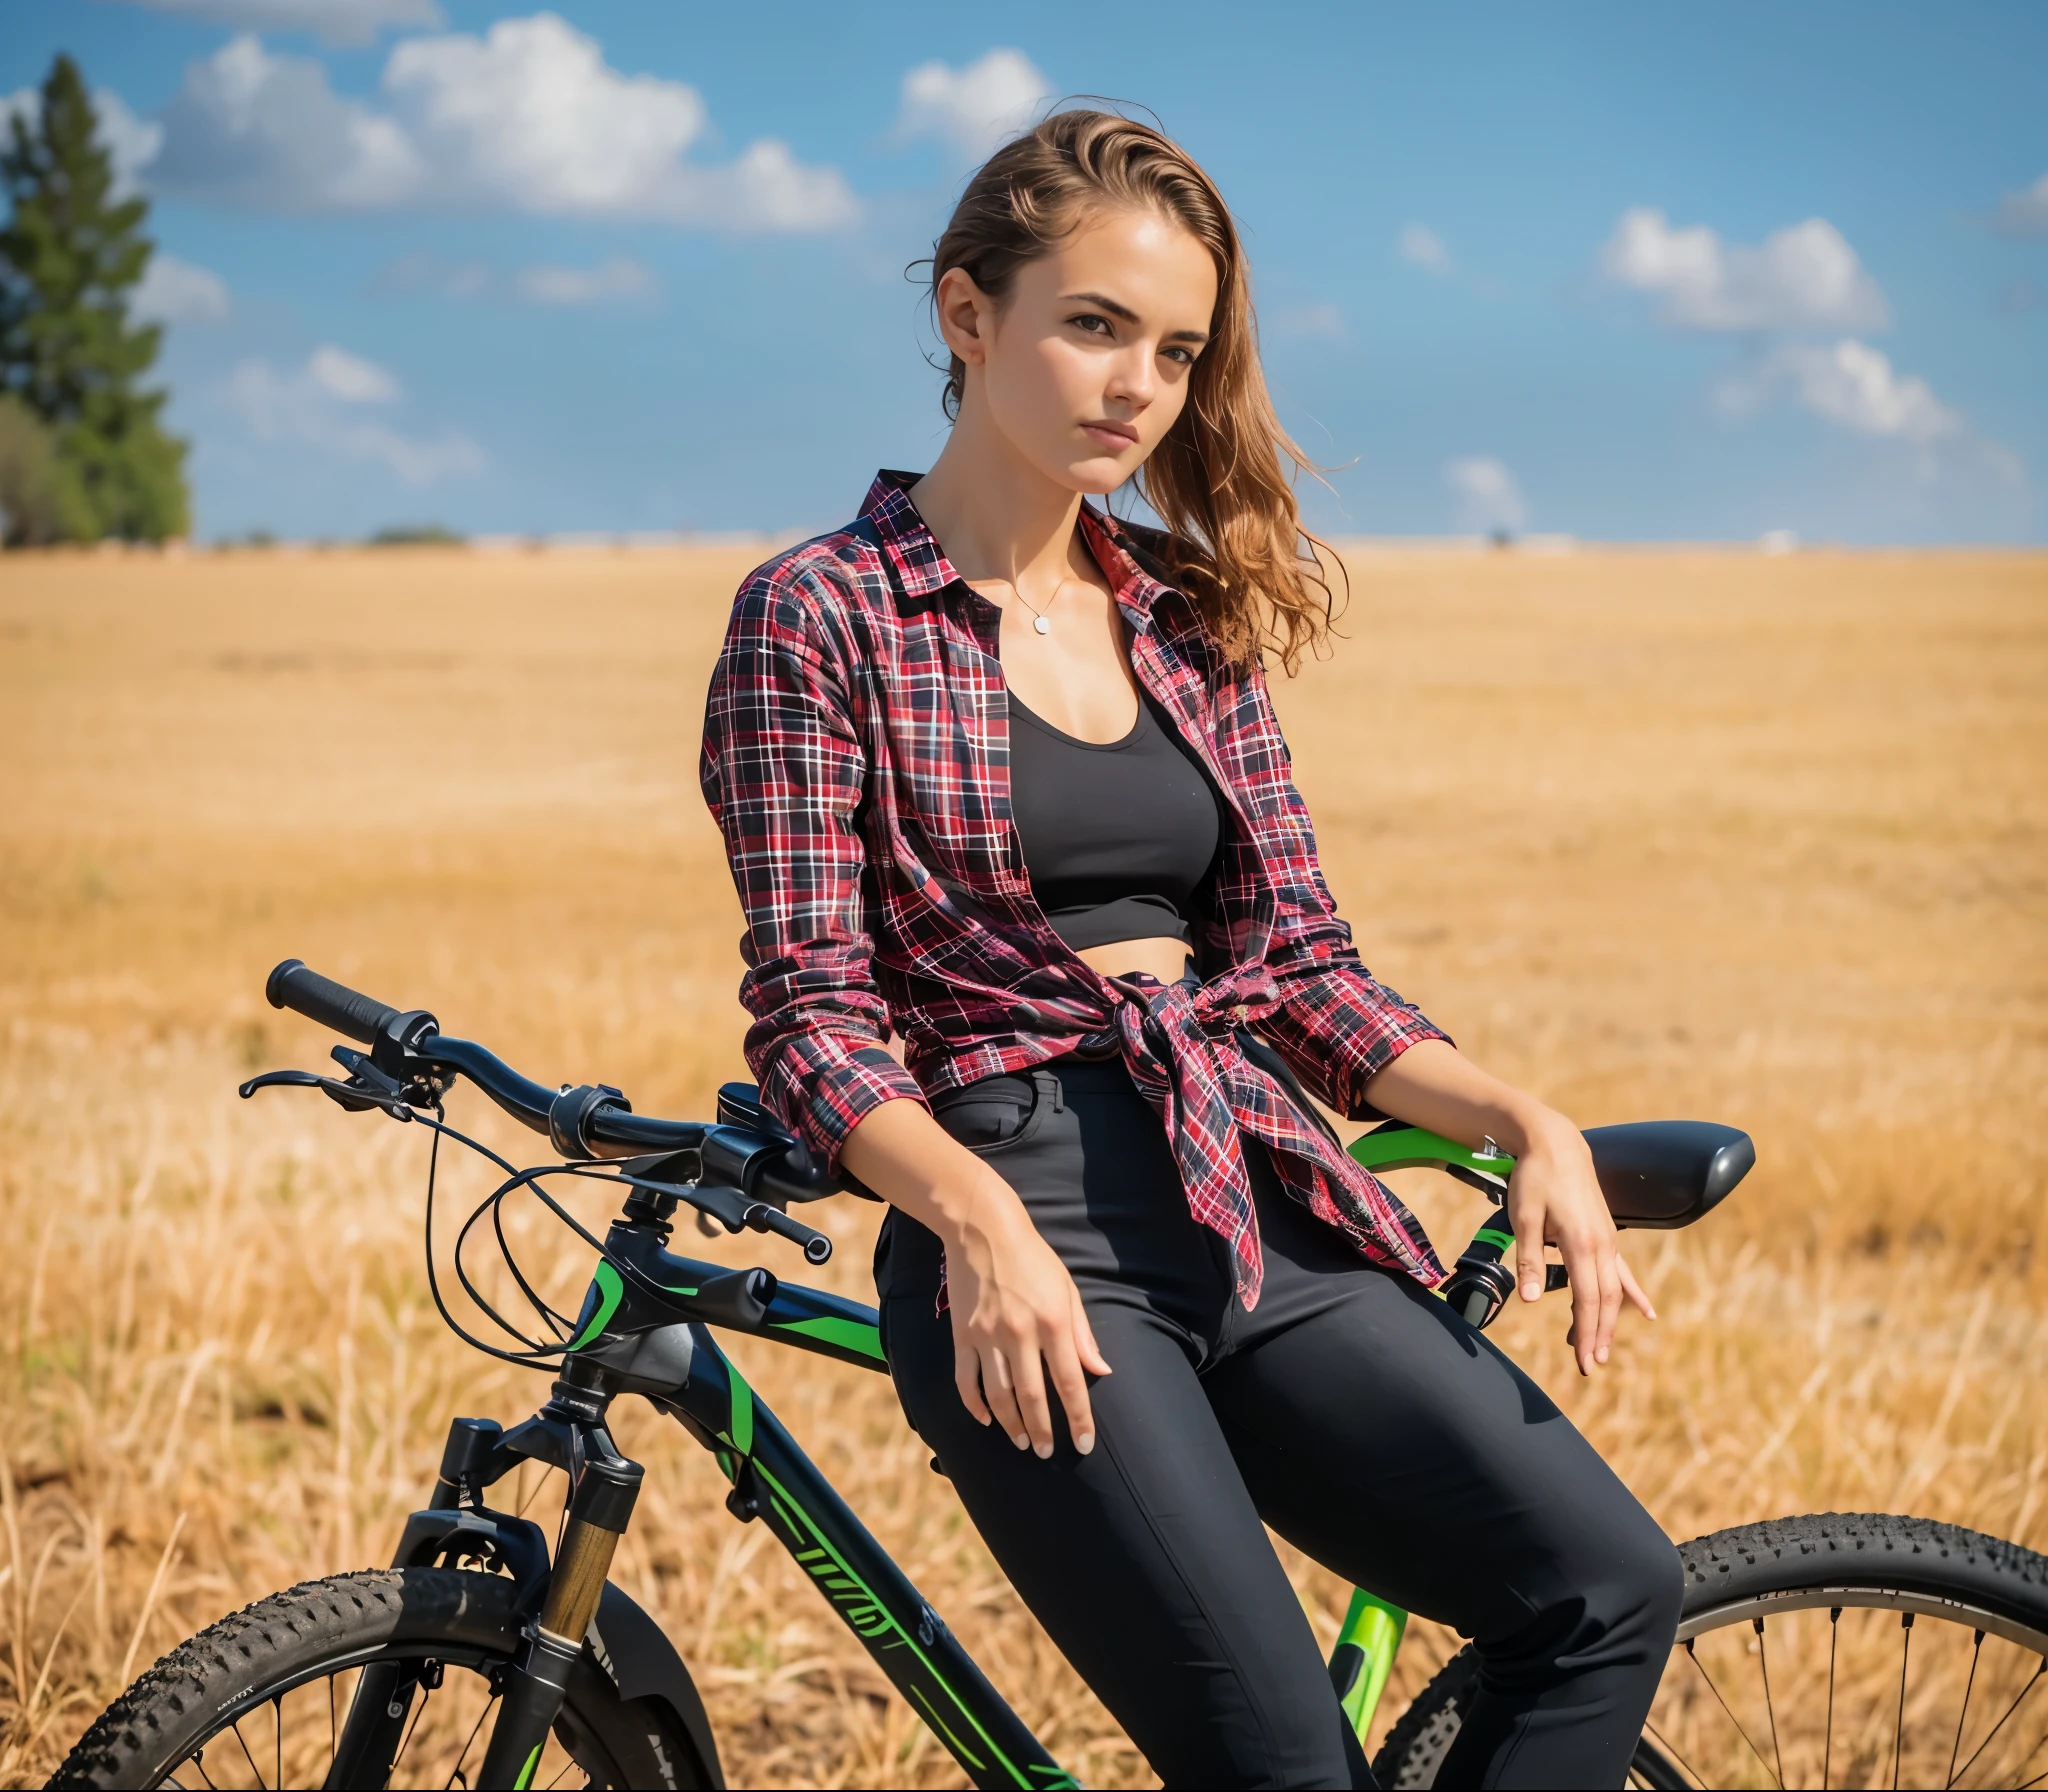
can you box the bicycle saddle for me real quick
[1583,1121,1754,1228]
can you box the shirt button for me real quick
[1230,1004,1248,1022]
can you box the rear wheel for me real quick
[50,1568,715,1790]
[1371,1513,2048,1789]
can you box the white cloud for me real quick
[1714,338,2022,487]
[1997,171,2048,239]
[1601,206,1889,333]
[117,0,443,47]
[514,257,657,306]
[1398,224,1451,275]
[895,49,1051,160]
[308,343,400,403]
[152,13,857,230]
[155,35,421,207]
[3,83,164,198]
[1445,456,1529,533]
[1766,340,1958,444]
[225,348,482,486]
[133,252,231,324]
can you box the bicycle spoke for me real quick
[1642,1718,1709,1791]
[1893,1613,1914,1791]
[229,1718,268,1790]
[1683,1637,1782,1787]
[2004,1715,2048,1792]
[273,1693,282,1792]
[1824,1606,1839,1791]
[444,1692,498,1792]
[181,1748,219,1792]
[389,1682,433,1780]
[329,1673,338,1773]
[1951,1656,2046,1787]
[1755,1617,1786,1790]
[1946,1629,1985,1789]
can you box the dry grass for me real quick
[0,541,2043,1787]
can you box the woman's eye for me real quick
[1070,313,1112,336]
[1163,346,1195,366]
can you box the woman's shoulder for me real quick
[728,514,896,645]
[741,515,889,603]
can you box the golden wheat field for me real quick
[1,541,2044,1789]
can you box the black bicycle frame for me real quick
[378,1200,1083,1792]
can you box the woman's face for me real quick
[940,208,1219,496]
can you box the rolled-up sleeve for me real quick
[699,567,927,1172]
[1236,661,1449,1121]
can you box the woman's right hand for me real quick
[838,1093,1111,1458]
[943,1180,1111,1457]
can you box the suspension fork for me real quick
[476,1449,643,1787]
[327,1382,643,1792]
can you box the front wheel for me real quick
[1372,1513,2048,1789]
[50,1567,717,1791]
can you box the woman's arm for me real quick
[699,566,928,1172]
[839,1100,1110,1457]
[700,565,1105,1453]
[1363,1039,1655,1374]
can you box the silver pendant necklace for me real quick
[1012,581,1060,635]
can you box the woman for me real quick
[700,111,1680,1790]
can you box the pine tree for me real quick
[0,53,189,542]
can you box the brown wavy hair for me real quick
[928,109,1342,673]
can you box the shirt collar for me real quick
[861,468,1178,630]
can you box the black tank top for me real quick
[1005,682,1226,952]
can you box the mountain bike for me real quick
[52,960,2048,1790]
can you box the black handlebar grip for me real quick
[265,958,403,1045]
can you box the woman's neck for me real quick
[909,401,1087,599]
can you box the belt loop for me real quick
[1032,1068,1063,1114]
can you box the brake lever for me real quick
[237,1066,415,1119]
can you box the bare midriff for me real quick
[1074,937,1195,986]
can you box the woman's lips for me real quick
[1081,421,1139,450]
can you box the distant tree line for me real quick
[0,53,189,546]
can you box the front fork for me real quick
[328,1393,642,1792]
[476,1452,643,1788]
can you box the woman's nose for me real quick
[1104,346,1155,408]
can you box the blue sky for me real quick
[6,0,2044,542]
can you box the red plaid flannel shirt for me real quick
[699,472,1449,1303]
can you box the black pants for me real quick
[875,1056,1682,1790]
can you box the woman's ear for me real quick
[934,265,995,368]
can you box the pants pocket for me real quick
[928,1070,1054,1155]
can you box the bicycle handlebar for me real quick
[268,957,412,1046]
[261,958,853,1215]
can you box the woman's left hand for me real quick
[1505,1117,1657,1374]
[1360,1039,1659,1374]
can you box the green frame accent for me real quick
[567,1260,626,1350]
[1333,1586,1409,1746]
[769,1313,886,1362]
[1347,1123,1516,1180]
